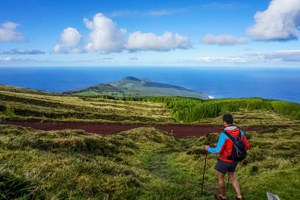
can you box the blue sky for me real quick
[1,0,300,67]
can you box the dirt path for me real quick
[147,151,172,180]
[0,120,267,138]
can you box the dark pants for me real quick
[214,159,238,174]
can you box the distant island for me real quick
[65,76,211,99]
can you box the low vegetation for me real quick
[1,118,299,199]
[119,96,300,123]
[0,125,186,199]
[0,84,300,199]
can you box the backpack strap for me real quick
[222,130,241,160]
[221,131,234,160]
[219,149,231,159]
[223,130,235,142]
[237,130,242,139]
[223,130,241,141]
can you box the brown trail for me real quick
[0,120,266,138]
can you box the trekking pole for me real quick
[201,142,209,195]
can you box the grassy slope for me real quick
[1,85,300,199]
[0,125,188,199]
[0,85,174,124]
[1,110,299,199]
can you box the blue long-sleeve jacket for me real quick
[208,127,249,162]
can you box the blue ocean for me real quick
[0,66,300,103]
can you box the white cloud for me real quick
[54,27,83,54]
[249,50,300,62]
[60,27,82,47]
[194,50,300,64]
[195,57,247,63]
[0,57,12,61]
[68,48,85,54]
[0,57,35,62]
[201,33,248,46]
[107,8,185,17]
[1,49,45,55]
[108,10,131,17]
[147,9,172,16]
[83,13,127,54]
[201,3,234,9]
[246,0,300,41]
[70,57,114,63]
[54,13,192,54]
[125,31,191,51]
[53,44,66,54]
[145,9,185,16]
[0,22,25,42]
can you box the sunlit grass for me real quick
[0,86,174,124]
[194,108,300,126]
[1,84,300,199]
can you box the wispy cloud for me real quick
[102,57,113,60]
[201,33,248,46]
[0,49,45,55]
[71,57,114,63]
[248,50,300,62]
[201,3,234,9]
[0,21,26,42]
[107,8,186,17]
[107,10,131,17]
[0,57,34,62]
[0,57,12,61]
[195,56,247,63]
[194,50,300,63]
[144,8,186,16]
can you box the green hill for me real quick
[67,77,211,100]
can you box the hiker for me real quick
[205,114,249,200]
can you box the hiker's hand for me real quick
[205,145,210,150]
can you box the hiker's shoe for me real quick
[214,194,227,200]
[236,196,243,200]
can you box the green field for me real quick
[0,84,174,124]
[0,84,300,199]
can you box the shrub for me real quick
[250,165,259,175]
[3,107,16,117]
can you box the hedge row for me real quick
[116,97,300,123]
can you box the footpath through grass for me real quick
[1,120,299,199]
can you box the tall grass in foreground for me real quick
[0,123,299,199]
[0,125,198,199]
